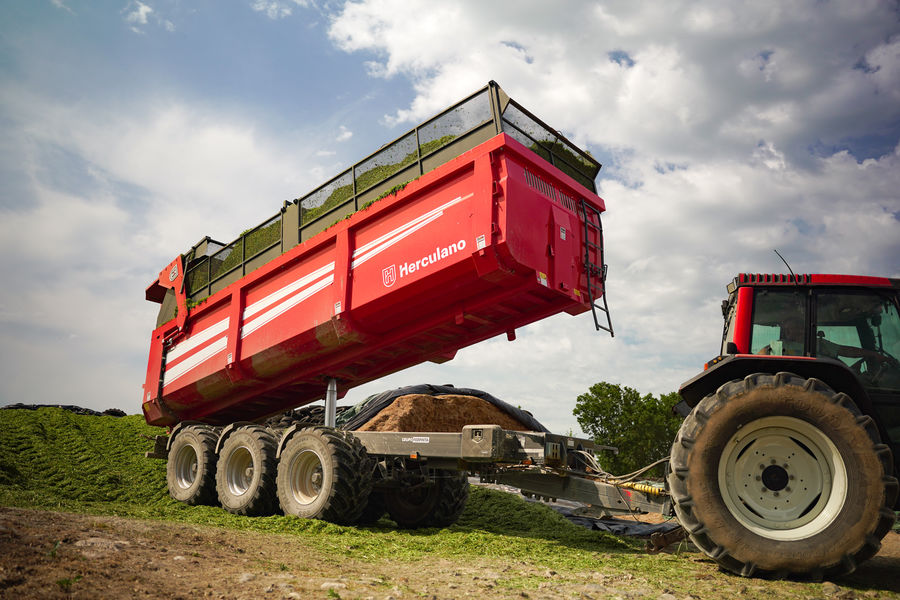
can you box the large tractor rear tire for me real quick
[216,426,279,516]
[166,425,218,505]
[669,372,898,578]
[276,427,373,524]
[384,470,469,529]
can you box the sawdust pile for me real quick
[356,394,531,432]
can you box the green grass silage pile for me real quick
[0,408,170,511]
[0,407,635,565]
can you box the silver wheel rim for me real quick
[173,443,198,490]
[718,415,847,541]
[288,449,325,506]
[225,446,254,496]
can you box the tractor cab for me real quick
[688,273,900,472]
[723,276,900,386]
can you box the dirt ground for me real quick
[1,507,898,600]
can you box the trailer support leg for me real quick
[325,378,337,428]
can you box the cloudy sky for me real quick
[2,0,899,435]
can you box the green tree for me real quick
[573,382,683,478]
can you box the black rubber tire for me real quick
[215,426,279,516]
[668,372,898,579]
[276,427,373,524]
[384,470,470,529]
[166,425,218,506]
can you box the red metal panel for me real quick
[141,133,606,426]
[732,286,754,354]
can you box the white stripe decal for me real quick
[164,336,228,386]
[244,262,335,320]
[351,194,471,269]
[351,212,443,269]
[352,194,468,257]
[166,318,229,363]
[241,274,334,338]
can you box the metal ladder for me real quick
[580,199,614,336]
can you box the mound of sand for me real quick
[356,394,531,432]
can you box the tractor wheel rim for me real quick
[289,449,325,506]
[173,444,198,490]
[718,415,847,541]
[226,446,254,496]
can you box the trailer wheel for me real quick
[355,490,387,525]
[216,426,279,516]
[166,426,218,505]
[276,427,373,524]
[668,372,898,578]
[384,470,469,529]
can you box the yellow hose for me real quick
[616,481,667,496]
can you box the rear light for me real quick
[704,355,725,370]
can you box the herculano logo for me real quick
[382,239,467,288]
[382,264,397,288]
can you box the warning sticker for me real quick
[537,272,548,287]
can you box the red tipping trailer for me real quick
[142,82,611,427]
[142,83,668,536]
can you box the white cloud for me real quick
[50,0,74,14]
[122,1,176,34]
[0,86,334,413]
[252,0,309,20]
[335,125,353,142]
[328,1,900,165]
[124,1,153,31]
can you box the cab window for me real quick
[750,289,806,356]
[814,292,900,390]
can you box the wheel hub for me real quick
[761,464,789,491]
[719,416,847,541]
[174,445,199,489]
[226,446,255,496]
[289,449,326,505]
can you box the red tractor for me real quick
[670,273,900,578]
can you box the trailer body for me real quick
[142,83,609,427]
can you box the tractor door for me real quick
[813,289,900,453]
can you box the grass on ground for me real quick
[1,407,895,599]
[0,408,637,570]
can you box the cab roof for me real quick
[727,273,899,294]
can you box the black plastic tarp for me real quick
[336,384,550,432]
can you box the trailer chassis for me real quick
[351,425,670,517]
[150,423,671,522]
